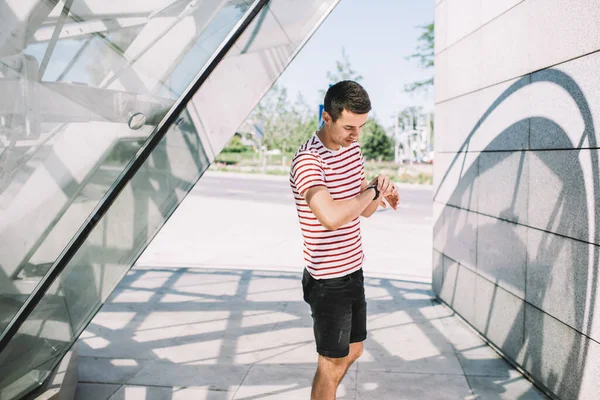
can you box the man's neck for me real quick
[317,127,341,151]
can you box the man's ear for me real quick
[322,111,332,126]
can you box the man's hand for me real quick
[368,174,395,197]
[369,175,400,210]
[380,190,400,210]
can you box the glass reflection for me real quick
[0,106,211,399]
[0,0,251,333]
[0,0,340,398]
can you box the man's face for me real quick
[324,109,369,148]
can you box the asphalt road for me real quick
[139,171,434,282]
[192,173,433,224]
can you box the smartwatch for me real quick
[366,184,380,201]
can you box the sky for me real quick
[276,0,435,130]
[22,0,434,132]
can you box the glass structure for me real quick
[0,0,339,398]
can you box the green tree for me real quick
[327,47,363,83]
[320,48,363,97]
[221,133,250,153]
[248,84,317,153]
[396,106,424,131]
[405,23,434,93]
[359,119,394,161]
[251,83,291,151]
[287,94,318,151]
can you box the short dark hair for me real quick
[324,80,371,122]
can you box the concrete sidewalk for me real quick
[75,266,547,399]
[74,174,547,399]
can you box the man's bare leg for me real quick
[340,342,363,381]
[312,342,364,400]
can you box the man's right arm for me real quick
[304,186,377,231]
[292,151,385,230]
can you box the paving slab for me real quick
[75,268,547,399]
[355,370,471,400]
[74,383,121,400]
[467,371,550,400]
[75,175,546,399]
[233,365,355,399]
[108,385,236,400]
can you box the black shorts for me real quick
[302,268,367,358]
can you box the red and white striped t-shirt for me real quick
[290,133,366,279]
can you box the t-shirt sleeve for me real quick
[358,145,366,181]
[291,152,325,196]
[360,153,366,181]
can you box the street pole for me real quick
[394,110,399,164]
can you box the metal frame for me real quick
[10,137,146,281]
[0,80,175,124]
[0,0,270,353]
[38,0,74,78]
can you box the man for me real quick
[289,80,399,399]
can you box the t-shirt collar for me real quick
[314,131,343,155]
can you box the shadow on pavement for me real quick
[75,266,547,400]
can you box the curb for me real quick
[203,170,433,190]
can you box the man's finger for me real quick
[384,183,394,196]
[381,177,390,193]
[387,197,396,210]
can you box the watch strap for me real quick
[366,184,380,201]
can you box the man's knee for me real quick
[318,355,348,380]
[348,342,363,362]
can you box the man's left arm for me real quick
[360,176,400,217]
[360,178,380,217]
[358,148,380,218]
[357,147,399,218]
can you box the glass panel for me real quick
[0,0,339,398]
[187,0,340,156]
[0,0,252,333]
[0,107,211,399]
